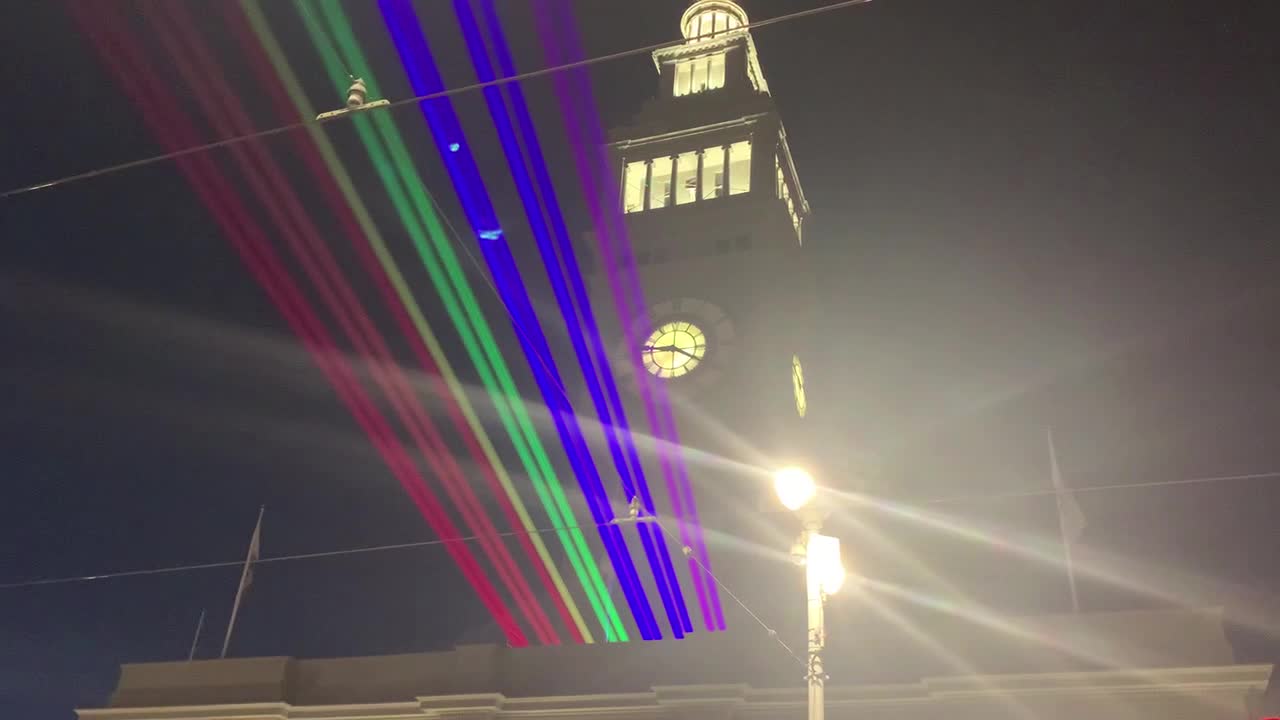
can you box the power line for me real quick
[925,470,1280,505]
[3,469,1274,591]
[644,515,806,667]
[0,0,872,201]
[0,524,589,590]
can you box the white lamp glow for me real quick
[773,466,817,511]
[807,532,846,595]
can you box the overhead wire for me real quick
[0,523,613,591]
[924,470,1280,505]
[643,515,805,668]
[0,0,872,201]
[6,469,1269,588]
[4,468,1274,665]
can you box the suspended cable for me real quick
[642,516,805,668]
[1,515,800,668]
[924,470,1280,505]
[0,524,609,591]
[0,0,871,201]
[4,468,1273,602]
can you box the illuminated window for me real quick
[728,140,751,195]
[675,62,692,97]
[708,54,725,90]
[701,145,725,200]
[674,54,725,97]
[691,59,709,94]
[624,160,647,213]
[649,156,673,209]
[642,321,707,378]
[675,152,698,205]
[685,9,743,39]
[621,140,750,213]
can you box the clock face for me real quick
[792,355,807,417]
[621,298,734,390]
[642,321,707,378]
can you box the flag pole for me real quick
[1048,429,1081,613]
[187,609,206,661]
[221,505,264,659]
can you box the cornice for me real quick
[79,664,1273,720]
[610,113,769,152]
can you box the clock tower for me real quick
[587,0,818,531]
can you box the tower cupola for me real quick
[680,1,749,40]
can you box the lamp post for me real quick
[774,467,846,720]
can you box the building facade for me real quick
[585,0,823,513]
[79,609,1273,720]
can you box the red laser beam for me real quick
[150,2,559,645]
[71,3,528,645]
[213,1,585,644]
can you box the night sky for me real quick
[3,1,1279,718]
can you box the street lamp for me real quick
[774,466,817,511]
[773,466,845,720]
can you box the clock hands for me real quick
[643,344,700,360]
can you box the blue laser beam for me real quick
[377,0,662,640]
[462,0,695,637]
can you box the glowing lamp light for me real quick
[773,466,816,511]
[807,532,846,595]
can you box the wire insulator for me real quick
[346,78,368,108]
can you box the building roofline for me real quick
[610,113,769,152]
[78,664,1274,719]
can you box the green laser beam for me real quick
[276,0,627,641]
